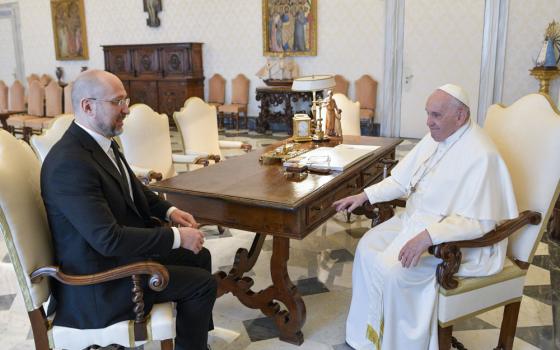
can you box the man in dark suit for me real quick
[41,69,216,350]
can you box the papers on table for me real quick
[284,144,380,171]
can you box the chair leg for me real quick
[28,308,51,350]
[438,325,452,350]
[496,301,521,350]
[160,339,174,350]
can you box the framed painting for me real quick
[50,0,89,60]
[262,0,317,57]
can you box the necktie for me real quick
[110,140,132,199]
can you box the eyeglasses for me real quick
[87,97,130,107]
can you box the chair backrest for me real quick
[208,74,226,104]
[64,82,73,114]
[333,93,361,136]
[484,93,560,263]
[9,80,25,111]
[26,74,39,87]
[28,80,45,117]
[0,80,8,112]
[231,74,250,105]
[355,74,377,111]
[119,104,176,180]
[30,114,74,163]
[40,74,53,87]
[45,81,63,117]
[333,75,349,96]
[0,130,53,312]
[174,97,222,157]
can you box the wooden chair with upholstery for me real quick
[353,93,560,350]
[117,103,209,184]
[354,74,377,122]
[175,97,252,165]
[64,82,73,114]
[7,80,44,142]
[218,74,250,130]
[29,114,74,163]
[0,129,176,350]
[26,73,40,87]
[23,81,63,137]
[333,74,350,96]
[39,74,53,87]
[207,73,226,109]
[334,93,361,136]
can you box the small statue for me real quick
[324,91,342,137]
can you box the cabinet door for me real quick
[105,48,134,79]
[161,47,189,78]
[134,47,160,78]
[158,81,188,118]
[130,81,158,111]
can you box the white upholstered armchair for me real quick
[174,97,251,165]
[353,93,560,350]
[118,104,209,183]
[29,114,74,163]
[0,130,176,349]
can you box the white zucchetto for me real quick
[438,83,470,108]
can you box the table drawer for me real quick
[361,161,385,186]
[306,174,360,226]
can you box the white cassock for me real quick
[346,120,519,350]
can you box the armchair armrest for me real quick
[428,210,542,290]
[130,164,163,184]
[30,261,169,342]
[352,199,407,227]
[218,140,252,153]
[173,152,212,166]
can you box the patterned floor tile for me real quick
[515,325,555,349]
[295,277,329,296]
[0,294,16,311]
[452,316,497,331]
[242,317,279,342]
[524,285,554,306]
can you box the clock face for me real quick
[298,121,309,136]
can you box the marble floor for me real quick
[0,136,558,349]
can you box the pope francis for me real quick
[333,84,519,350]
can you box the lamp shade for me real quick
[292,75,336,92]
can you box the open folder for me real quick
[286,144,380,171]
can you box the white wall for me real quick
[0,0,385,118]
[502,0,560,106]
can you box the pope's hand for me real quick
[398,230,433,268]
[169,209,199,229]
[178,227,205,254]
[332,192,368,212]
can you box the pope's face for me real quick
[425,90,466,142]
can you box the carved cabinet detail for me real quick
[103,42,204,124]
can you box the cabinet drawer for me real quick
[306,174,360,226]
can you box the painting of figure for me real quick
[51,0,89,60]
[262,0,316,56]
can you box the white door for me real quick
[399,0,485,139]
[0,5,23,85]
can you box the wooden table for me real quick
[150,136,402,344]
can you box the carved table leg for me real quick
[214,234,306,345]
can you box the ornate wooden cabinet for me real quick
[103,43,204,123]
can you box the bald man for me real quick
[333,84,518,350]
[41,69,216,350]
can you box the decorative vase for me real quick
[55,67,63,83]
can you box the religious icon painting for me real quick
[262,0,317,57]
[50,0,89,60]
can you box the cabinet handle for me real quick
[311,205,323,211]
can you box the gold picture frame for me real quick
[262,0,317,57]
[50,0,89,60]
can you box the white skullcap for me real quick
[438,83,470,107]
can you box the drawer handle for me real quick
[311,206,323,211]
[363,172,376,177]
[347,183,358,189]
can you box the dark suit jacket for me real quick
[41,122,175,329]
